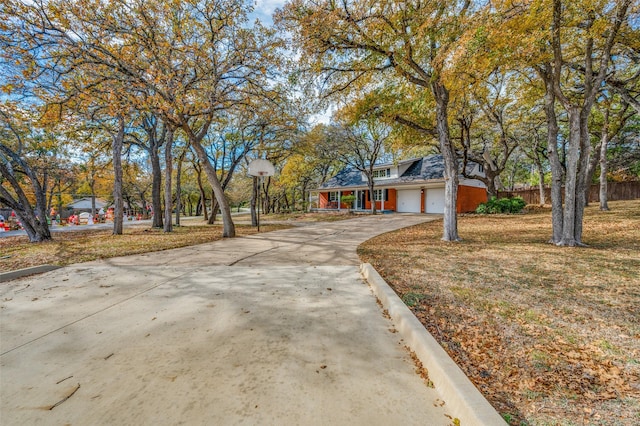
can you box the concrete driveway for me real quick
[1,214,461,425]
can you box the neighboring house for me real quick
[313,154,487,214]
[66,197,109,213]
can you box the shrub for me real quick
[476,196,526,214]
[340,195,356,208]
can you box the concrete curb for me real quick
[361,263,506,426]
[0,265,61,283]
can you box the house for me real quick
[313,155,487,214]
[66,197,109,212]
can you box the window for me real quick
[328,192,338,202]
[477,164,484,173]
[373,168,391,178]
[373,189,384,201]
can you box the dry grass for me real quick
[0,222,289,272]
[261,210,359,222]
[358,199,640,426]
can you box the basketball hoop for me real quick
[248,159,275,177]
[247,159,275,232]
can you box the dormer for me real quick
[373,167,391,178]
[362,164,399,181]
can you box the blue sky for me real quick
[253,0,332,124]
[253,0,285,24]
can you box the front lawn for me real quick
[0,222,289,272]
[358,199,640,425]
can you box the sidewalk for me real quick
[0,214,500,425]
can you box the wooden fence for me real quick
[497,181,640,205]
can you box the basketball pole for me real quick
[247,159,274,234]
[257,175,261,233]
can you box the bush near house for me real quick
[475,196,526,214]
[339,195,356,208]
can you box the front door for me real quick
[357,190,366,210]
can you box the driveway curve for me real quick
[1,214,458,425]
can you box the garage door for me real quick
[425,188,445,213]
[396,189,422,213]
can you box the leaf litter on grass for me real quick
[359,199,640,426]
[0,223,289,272]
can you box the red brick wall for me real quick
[321,186,485,212]
[319,192,330,209]
[364,189,397,211]
[319,191,357,209]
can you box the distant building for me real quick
[66,197,109,212]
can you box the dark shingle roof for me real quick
[401,158,423,177]
[318,154,479,190]
[320,168,363,189]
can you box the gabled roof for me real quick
[66,197,109,209]
[320,168,363,188]
[318,154,479,190]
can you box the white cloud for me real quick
[255,0,285,15]
[253,0,286,24]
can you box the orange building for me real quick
[314,155,487,214]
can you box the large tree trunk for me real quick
[599,112,610,211]
[550,0,630,246]
[557,108,592,246]
[150,146,163,228]
[21,214,51,242]
[560,108,582,246]
[432,81,460,242]
[251,176,258,227]
[189,138,235,237]
[263,177,272,214]
[368,180,377,215]
[112,117,125,235]
[584,143,600,207]
[91,191,96,216]
[163,128,174,233]
[540,68,564,243]
[209,197,219,224]
[0,144,51,242]
[535,157,546,206]
[484,171,500,199]
[0,185,50,242]
[573,108,593,244]
[194,162,209,221]
[481,145,503,198]
[175,149,184,225]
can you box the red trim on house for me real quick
[363,188,397,211]
[319,185,486,213]
[319,190,357,209]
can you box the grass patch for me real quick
[401,292,426,307]
[0,221,289,272]
[359,199,640,425]
[261,211,357,222]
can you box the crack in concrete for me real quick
[0,268,200,356]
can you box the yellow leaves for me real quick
[1,84,15,95]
